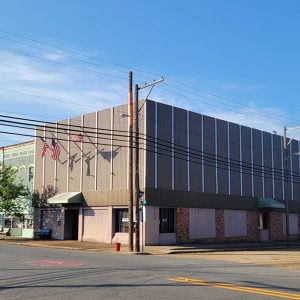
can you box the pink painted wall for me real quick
[189,208,216,239]
[82,207,112,243]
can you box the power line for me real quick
[0,110,66,120]
[0,87,101,109]
[0,28,296,126]
[0,28,160,78]
[0,114,297,179]
[163,80,300,125]
[0,113,291,174]
[157,85,296,127]
[0,47,128,81]
[0,128,297,185]
[0,35,135,77]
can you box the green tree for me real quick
[0,164,29,217]
[32,185,58,208]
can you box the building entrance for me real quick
[64,209,79,240]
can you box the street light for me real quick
[283,125,300,247]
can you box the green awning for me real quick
[47,192,82,204]
[258,198,285,209]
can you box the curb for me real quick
[0,241,154,255]
[167,245,300,255]
[1,240,299,255]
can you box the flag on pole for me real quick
[50,138,61,161]
[71,134,83,142]
[40,138,49,158]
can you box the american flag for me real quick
[40,138,49,158]
[71,134,83,142]
[50,138,61,161]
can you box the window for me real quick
[29,166,34,181]
[115,209,129,233]
[159,208,175,233]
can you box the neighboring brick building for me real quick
[34,100,300,245]
[0,140,34,237]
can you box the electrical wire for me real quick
[0,128,296,185]
[0,28,298,126]
[0,115,298,180]
[0,114,294,176]
[0,47,128,81]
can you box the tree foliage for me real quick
[0,164,29,217]
[32,185,58,208]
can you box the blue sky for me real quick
[1,1,300,145]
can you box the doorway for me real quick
[64,210,79,240]
[259,211,269,241]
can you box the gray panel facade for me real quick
[145,100,155,188]
[174,107,188,191]
[263,132,273,198]
[156,103,172,189]
[112,104,128,189]
[252,129,263,197]
[217,119,229,195]
[82,113,96,192]
[291,140,300,201]
[97,108,112,190]
[56,119,68,193]
[273,134,283,200]
[229,123,241,196]
[34,100,300,213]
[241,126,252,197]
[189,112,202,192]
[68,117,82,192]
[203,115,216,194]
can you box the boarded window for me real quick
[224,210,247,237]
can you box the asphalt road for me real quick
[0,245,300,300]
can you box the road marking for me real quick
[25,259,82,267]
[168,277,300,300]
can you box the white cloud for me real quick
[0,46,129,146]
[153,87,288,135]
[0,50,127,115]
[0,42,294,147]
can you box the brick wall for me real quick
[215,209,225,242]
[176,208,189,243]
[269,211,284,241]
[215,209,259,243]
[247,211,259,242]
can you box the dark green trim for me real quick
[145,187,257,210]
[258,198,285,209]
[80,187,300,213]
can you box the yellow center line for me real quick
[167,277,300,300]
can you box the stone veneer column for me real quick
[176,208,189,243]
[247,211,259,242]
[33,208,42,234]
[269,211,284,241]
[216,209,224,242]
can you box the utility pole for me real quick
[283,126,290,247]
[128,71,134,252]
[282,125,300,248]
[134,83,140,252]
[134,77,164,253]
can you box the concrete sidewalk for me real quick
[1,236,300,255]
